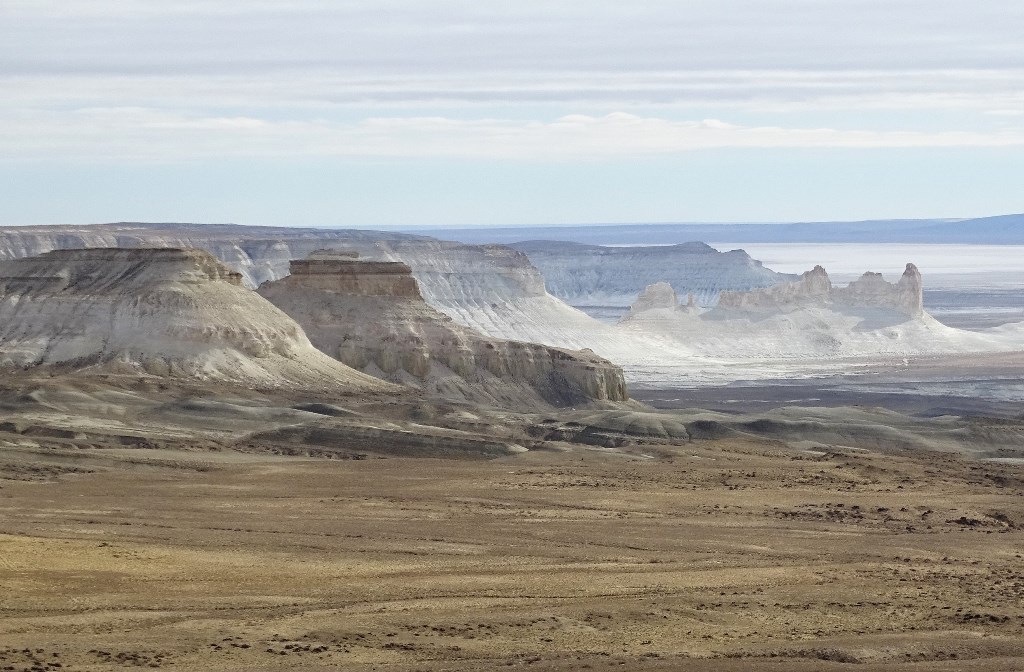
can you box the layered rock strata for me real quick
[511,240,796,307]
[0,248,391,391]
[258,252,628,406]
[0,223,614,348]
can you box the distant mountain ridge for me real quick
[397,213,1024,245]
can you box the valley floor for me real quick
[2,440,1024,670]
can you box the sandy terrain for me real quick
[2,437,1023,671]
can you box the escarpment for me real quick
[0,222,547,298]
[0,248,391,391]
[511,240,796,307]
[0,223,652,359]
[258,251,628,407]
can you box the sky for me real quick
[1,1,1022,227]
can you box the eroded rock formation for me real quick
[0,223,617,348]
[833,263,924,316]
[258,252,628,407]
[625,282,700,317]
[617,262,961,364]
[718,265,833,312]
[715,263,924,316]
[511,240,796,307]
[0,248,391,391]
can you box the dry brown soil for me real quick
[2,440,1024,671]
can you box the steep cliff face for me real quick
[0,223,546,294]
[718,265,833,312]
[833,263,924,317]
[0,248,391,391]
[257,252,628,407]
[288,251,422,298]
[511,240,796,307]
[0,223,641,361]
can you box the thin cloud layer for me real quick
[4,110,1022,162]
[1,1,1022,225]
[4,1,1023,73]
[2,1,1023,163]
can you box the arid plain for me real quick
[3,430,1024,671]
[1,228,1023,670]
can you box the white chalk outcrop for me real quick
[0,248,392,391]
[0,223,617,351]
[257,251,629,407]
[620,263,1015,363]
[510,240,796,307]
[717,263,924,317]
[626,282,699,317]
[718,265,833,312]
[833,263,924,316]
[0,223,700,386]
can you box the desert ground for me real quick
[1,235,1022,670]
[3,432,1024,671]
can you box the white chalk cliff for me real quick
[511,240,795,307]
[6,225,1017,390]
[0,248,391,391]
[257,251,628,407]
[717,263,925,317]
[621,263,1017,362]
[0,223,615,353]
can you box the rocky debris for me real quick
[258,252,628,406]
[0,248,391,391]
[530,410,691,447]
[239,419,526,459]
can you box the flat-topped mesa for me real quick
[285,252,422,299]
[0,247,389,391]
[0,247,244,292]
[717,265,832,312]
[306,248,359,260]
[259,254,628,406]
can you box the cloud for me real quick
[2,70,1022,114]
[3,110,1022,162]
[2,1,1021,165]
[3,1,1023,76]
